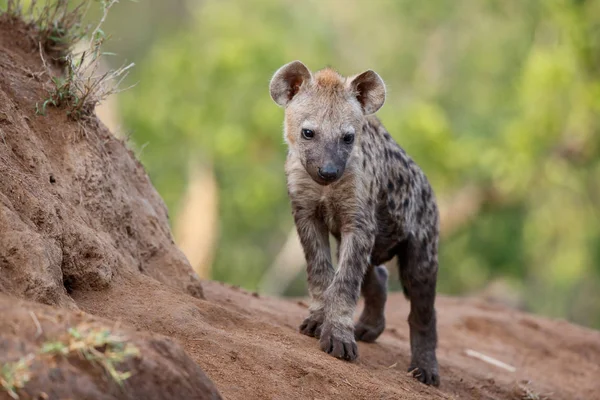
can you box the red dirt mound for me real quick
[0,295,221,400]
[0,16,215,400]
[1,16,600,400]
[0,18,203,307]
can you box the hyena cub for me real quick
[269,61,440,386]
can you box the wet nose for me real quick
[318,164,340,182]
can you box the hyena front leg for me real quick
[355,264,388,342]
[335,239,388,342]
[294,213,335,338]
[320,229,374,361]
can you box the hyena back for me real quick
[269,61,440,386]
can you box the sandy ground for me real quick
[71,278,600,400]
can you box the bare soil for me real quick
[1,16,599,400]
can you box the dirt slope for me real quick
[1,16,599,400]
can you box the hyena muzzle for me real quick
[269,60,440,386]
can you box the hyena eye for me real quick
[343,133,355,144]
[301,129,315,140]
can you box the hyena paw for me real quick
[354,316,385,343]
[408,359,440,387]
[319,322,358,361]
[299,313,324,338]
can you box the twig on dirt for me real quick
[465,349,516,372]
[28,311,43,338]
[387,362,398,369]
[342,379,355,388]
[38,42,50,75]
[513,380,552,400]
[112,318,122,332]
[87,0,116,50]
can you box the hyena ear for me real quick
[269,61,312,107]
[347,70,386,115]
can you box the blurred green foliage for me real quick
[115,0,599,328]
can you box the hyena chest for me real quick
[317,196,343,240]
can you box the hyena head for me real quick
[269,61,386,185]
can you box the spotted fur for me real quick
[269,61,440,386]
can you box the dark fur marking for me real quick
[388,199,396,210]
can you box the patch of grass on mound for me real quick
[0,322,140,400]
[0,355,34,400]
[5,0,89,59]
[41,323,140,385]
[1,0,134,121]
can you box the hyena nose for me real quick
[318,164,340,182]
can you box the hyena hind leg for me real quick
[397,234,440,387]
[355,264,388,342]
